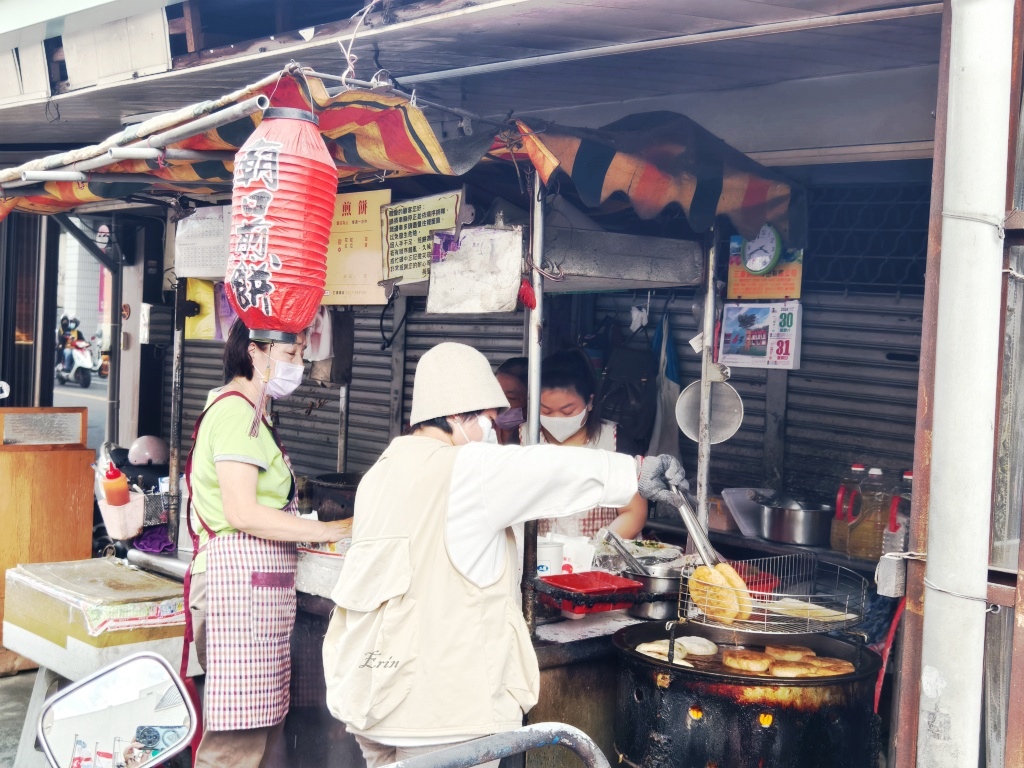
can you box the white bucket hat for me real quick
[410,342,510,425]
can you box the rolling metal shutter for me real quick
[346,306,395,473]
[162,339,344,479]
[593,291,768,490]
[401,298,527,426]
[783,292,922,501]
[594,290,922,502]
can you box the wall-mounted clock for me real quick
[741,224,782,275]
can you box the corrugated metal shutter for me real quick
[163,340,224,455]
[594,291,768,490]
[162,339,345,479]
[346,306,394,473]
[402,298,527,426]
[783,292,922,500]
[595,289,921,500]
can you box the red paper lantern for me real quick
[225,107,337,342]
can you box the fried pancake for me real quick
[678,636,719,656]
[806,657,855,676]
[714,562,753,621]
[770,660,818,678]
[688,566,739,624]
[722,649,772,673]
[765,645,816,662]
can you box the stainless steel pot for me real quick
[624,565,682,621]
[759,503,833,546]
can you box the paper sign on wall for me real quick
[382,191,462,285]
[324,190,392,305]
[174,206,230,279]
[426,226,524,314]
[719,301,801,370]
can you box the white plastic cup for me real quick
[536,540,565,577]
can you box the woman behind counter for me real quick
[528,348,650,539]
[184,319,348,768]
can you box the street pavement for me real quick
[0,670,36,767]
[53,375,108,452]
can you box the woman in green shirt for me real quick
[184,319,347,768]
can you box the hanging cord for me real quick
[339,0,380,86]
[923,574,999,614]
[248,343,273,437]
[379,296,408,350]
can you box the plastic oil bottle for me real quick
[883,471,913,555]
[831,463,866,553]
[847,467,889,561]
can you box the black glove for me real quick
[637,454,688,505]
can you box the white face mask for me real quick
[256,351,304,399]
[455,415,498,445]
[477,415,498,445]
[541,409,588,443]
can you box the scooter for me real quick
[37,654,610,768]
[55,339,93,388]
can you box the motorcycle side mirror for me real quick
[38,652,196,768]
[0,381,8,399]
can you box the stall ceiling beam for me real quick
[400,4,943,84]
[53,213,117,273]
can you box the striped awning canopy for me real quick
[0,68,802,248]
[0,69,500,221]
[516,112,806,247]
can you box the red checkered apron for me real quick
[181,391,298,732]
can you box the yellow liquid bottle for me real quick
[847,468,889,561]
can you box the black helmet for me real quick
[68,316,80,330]
[60,315,69,326]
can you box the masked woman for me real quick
[322,342,684,767]
[530,348,650,539]
[494,356,528,444]
[184,319,348,768]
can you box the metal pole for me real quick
[522,171,545,636]
[695,229,716,531]
[107,214,122,445]
[892,2,953,764]
[386,723,611,768]
[0,95,268,191]
[399,4,942,85]
[337,384,349,473]
[167,278,187,549]
[916,1,1014,765]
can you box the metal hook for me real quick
[377,276,403,301]
[459,117,473,136]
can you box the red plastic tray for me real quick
[539,572,643,616]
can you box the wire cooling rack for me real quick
[678,553,867,634]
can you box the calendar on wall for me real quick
[719,301,802,370]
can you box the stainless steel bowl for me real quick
[623,565,682,621]
[759,503,834,546]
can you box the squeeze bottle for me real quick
[102,465,131,506]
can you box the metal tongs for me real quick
[603,529,651,576]
[670,484,724,568]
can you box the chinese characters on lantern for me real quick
[324,190,392,305]
[230,138,282,315]
[381,191,462,284]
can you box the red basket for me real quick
[539,572,643,616]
